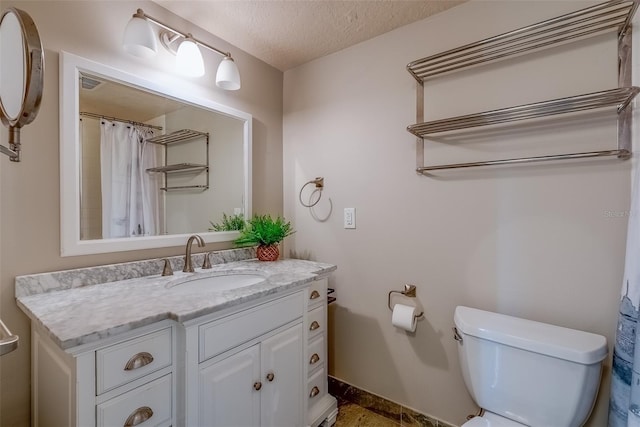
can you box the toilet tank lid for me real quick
[454,306,607,364]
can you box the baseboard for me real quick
[328,376,457,427]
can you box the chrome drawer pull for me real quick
[310,321,320,331]
[309,386,320,398]
[266,372,275,382]
[124,352,154,371]
[254,381,262,391]
[310,353,320,364]
[310,290,321,300]
[124,406,153,426]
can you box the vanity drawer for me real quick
[308,335,325,373]
[96,328,172,395]
[307,368,327,408]
[308,278,327,307]
[307,305,325,340]
[200,291,304,362]
[96,373,172,427]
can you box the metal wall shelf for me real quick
[147,129,208,146]
[146,129,210,190]
[407,0,637,83]
[160,185,209,191]
[416,150,630,173]
[406,0,637,173]
[147,163,208,173]
[408,87,639,138]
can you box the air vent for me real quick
[80,76,102,90]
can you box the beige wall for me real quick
[284,1,629,426]
[0,1,283,425]
[80,118,102,239]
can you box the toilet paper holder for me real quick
[387,284,424,317]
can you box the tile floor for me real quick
[329,377,446,427]
[335,397,400,427]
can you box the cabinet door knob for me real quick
[310,353,320,364]
[266,372,275,382]
[309,386,320,398]
[310,290,321,300]
[253,381,262,391]
[124,406,153,426]
[310,321,320,331]
[124,352,154,371]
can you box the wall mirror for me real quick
[60,52,252,256]
[0,8,44,161]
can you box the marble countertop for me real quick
[16,257,335,350]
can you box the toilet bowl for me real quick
[454,306,607,427]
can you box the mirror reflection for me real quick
[60,52,251,255]
[78,72,245,240]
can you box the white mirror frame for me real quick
[60,51,252,256]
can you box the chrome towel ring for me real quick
[299,177,325,208]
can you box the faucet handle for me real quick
[202,253,212,269]
[161,258,173,276]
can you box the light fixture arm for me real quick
[133,9,231,59]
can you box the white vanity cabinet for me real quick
[198,324,303,426]
[26,271,337,427]
[181,278,337,426]
[306,278,338,427]
[32,321,176,427]
[182,290,305,426]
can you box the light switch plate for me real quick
[344,208,356,229]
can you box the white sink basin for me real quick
[167,273,266,292]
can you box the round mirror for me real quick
[0,8,44,161]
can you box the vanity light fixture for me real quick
[122,8,241,90]
[175,35,205,77]
[122,9,157,58]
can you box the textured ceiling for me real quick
[155,0,466,71]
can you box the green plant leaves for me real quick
[209,213,245,231]
[234,214,294,246]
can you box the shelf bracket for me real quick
[415,81,425,173]
[618,24,632,156]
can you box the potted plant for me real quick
[234,214,294,261]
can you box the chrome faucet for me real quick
[161,258,173,276]
[183,234,205,273]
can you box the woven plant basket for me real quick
[256,244,279,261]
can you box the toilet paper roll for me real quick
[392,303,417,332]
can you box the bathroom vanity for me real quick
[16,250,338,427]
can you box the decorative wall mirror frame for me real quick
[0,7,44,161]
[60,52,252,256]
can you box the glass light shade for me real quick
[123,16,157,58]
[176,39,205,77]
[216,57,241,90]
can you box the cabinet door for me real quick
[199,344,261,426]
[260,324,303,427]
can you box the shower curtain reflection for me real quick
[100,120,161,238]
[79,117,165,240]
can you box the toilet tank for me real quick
[454,306,607,427]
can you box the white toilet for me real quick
[454,306,608,427]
